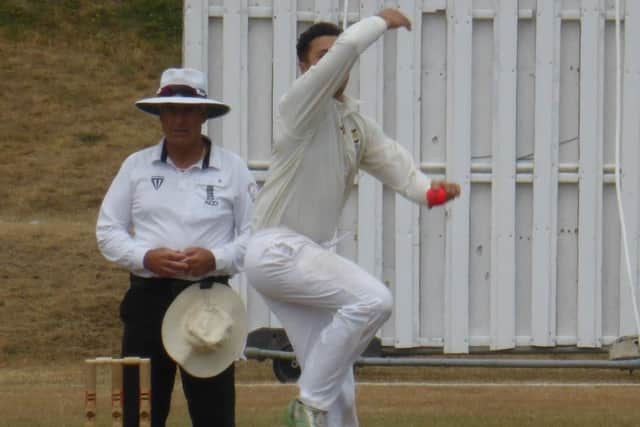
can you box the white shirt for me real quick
[96,138,256,279]
[251,16,431,243]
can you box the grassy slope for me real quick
[0,0,181,364]
[0,0,181,221]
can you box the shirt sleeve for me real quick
[359,116,431,205]
[96,157,150,271]
[277,16,388,140]
[208,162,256,275]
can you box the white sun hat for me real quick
[135,68,230,119]
[161,282,248,378]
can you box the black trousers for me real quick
[120,275,235,427]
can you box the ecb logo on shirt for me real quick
[205,185,218,206]
[151,176,164,190]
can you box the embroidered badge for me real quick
[205,185,218,206]
[151,176,164,190]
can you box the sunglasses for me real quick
[158,104,207,115]
[157,85,207,98]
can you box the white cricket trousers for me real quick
[244,228,393,427]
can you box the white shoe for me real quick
[283,399,328,427]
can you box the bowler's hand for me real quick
[378,8,412,31]
[432,180,461,201]
[182,247,217,277]
[143,248,189,277]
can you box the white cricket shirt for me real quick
[97,138,256,279]
[251,16,431,243]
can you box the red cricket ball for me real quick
[426,186,448,209]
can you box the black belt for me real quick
[129,274,230,290]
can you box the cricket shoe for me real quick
[283,399,328,427]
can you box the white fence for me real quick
[183,0,640,353]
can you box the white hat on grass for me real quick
[135,68,230,119]
[161,282,248,378]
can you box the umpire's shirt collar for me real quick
[155,136,217,170]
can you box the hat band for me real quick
[157,85,207,98]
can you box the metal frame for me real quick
[244,347,640,369]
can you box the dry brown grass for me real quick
[0,5,177,366]
[0,9,175,222]
[1,361,639,426]
[0,221,127,363]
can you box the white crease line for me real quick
[237,382,640,388]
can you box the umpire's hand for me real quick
[143,247,217,277]
[143,248,189,277]
[181,247,217,277]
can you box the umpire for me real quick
[96,68,255,427]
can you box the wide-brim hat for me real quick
[135,68,230,119]
[161,282,248,378]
